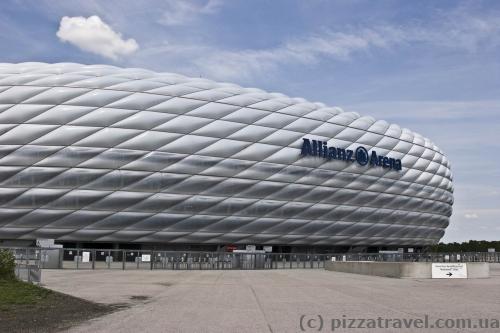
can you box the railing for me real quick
[1,247,499,271]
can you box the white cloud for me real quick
[191,27,404,81]
[124,4,500,83]
[179,9,500,81]
[411,4,500,52]
[464,213,479,219]
[184,7,500,81]
[159,0,222,26]
[344,100,500,121]
[57,16,139,60]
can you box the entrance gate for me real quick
[56,249,329,270]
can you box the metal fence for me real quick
[330,252,500,263]
[58,249,327,270]
[1,247,499,272]
[3,247,42,283]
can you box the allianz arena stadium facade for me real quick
[0,63,453,252]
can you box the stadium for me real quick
[0,63,453,253]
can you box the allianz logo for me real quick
[300,138,402,171]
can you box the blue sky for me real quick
[1,0,499,242]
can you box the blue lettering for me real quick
[300,137,402,171]
[312,140,319,156]
[301,138,312,156]
[346,150,354,161]
[383,157,390,168]
[328,147,336,160]
[370,151,379,166]
[337,148,346,160]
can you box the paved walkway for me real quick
[42,265,500,333]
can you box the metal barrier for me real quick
[328,252,500,263]
[3,247,41,283]
[57,249,329,270]
[1,247,499,271]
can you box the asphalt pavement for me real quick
[41,264,500,333]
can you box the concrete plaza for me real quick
[42,265,500,333]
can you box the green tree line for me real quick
[429,240,499,252]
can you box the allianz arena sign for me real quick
[300,138,403,171]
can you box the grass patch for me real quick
[0,279,116,332]
[0,278,52,310]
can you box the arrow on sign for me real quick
[446,272,453,277]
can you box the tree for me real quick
[429,241,499,252]
[0,249,16,280]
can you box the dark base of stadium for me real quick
[1,239,425,254]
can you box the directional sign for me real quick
[431,263,467,279]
